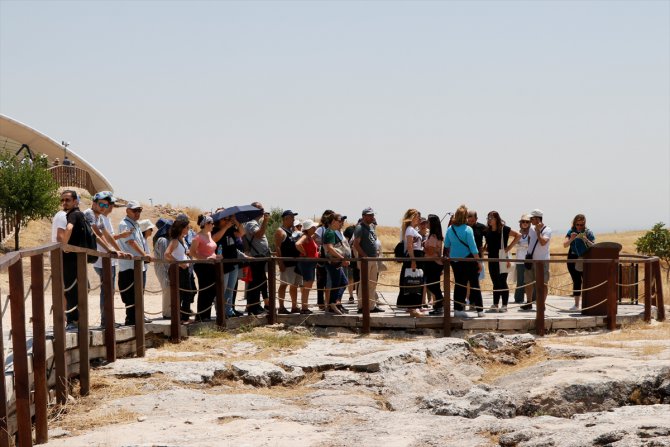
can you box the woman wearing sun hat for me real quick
[295,219,318,314]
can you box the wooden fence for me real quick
[0,244,666,446]
[47,165,96,196]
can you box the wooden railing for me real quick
[0,244,665,446]
[47,165,96,196]
[0,208,13,246]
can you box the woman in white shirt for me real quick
[514,214,531,304]
[164,215,196,323]
[397,208,424,317]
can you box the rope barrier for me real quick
[179,304,214,316]
[616,279,645,287]
[370,278,443,289]
[178,281,215,293]
[88,284,101,292]
[548,280,607,294]
[545,298,607,312]
[114,303,135,310]
[275,276,362,292]
[63,279,77,293]
[119,282,133,294]
[449,279,537,292]
[143,309,164,316]
[24,285,32,301]
[64,305,78,315]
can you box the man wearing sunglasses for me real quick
[84,191,130,326]
[118,200,152,325]
[56,190,88,329]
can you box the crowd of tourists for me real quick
[52,190,595,329]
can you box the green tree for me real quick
[0,152,60,250]
[635,222,670,281]
[265,207,284,252]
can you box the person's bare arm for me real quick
[352,237,365,258]
[274,228,285,271]
[536,224,550,246]
[295,234,307,256]
[506,229,521,253]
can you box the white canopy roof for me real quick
[0,114,113,193]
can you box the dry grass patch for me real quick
[477,346,550,384]
[546,320,670,346]
[237,327,312,350]
[49,375,146,434]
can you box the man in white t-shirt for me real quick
[523,209,552,310]
[51,210,67,242]
[85,191,129,326]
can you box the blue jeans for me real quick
[95,265,116,326]
[224,265,239,316]
[325,264,347,304]
[514,264,526,303]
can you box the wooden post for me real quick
[443,262,451,337]
[653,259,666,322]
[30,255,49,444]
[169,263,180,342]
[360,258,370,335]
[102,256,116,362]
[215,262,225,328]
[606,260,618,331]
[267,258,277,325]
[50,247,68,403]
[644,261,652,323]
[0,303,9,447]
[76,252,89,396]
[8,259,33,447]
[134,259,145,357]
[535,261,545,336]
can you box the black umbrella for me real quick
[153,218,174,244]
[212,205,263,224]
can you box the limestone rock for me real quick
[230,360,304,387]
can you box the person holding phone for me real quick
[563,214,595,311]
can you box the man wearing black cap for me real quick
[353,207,384,313]
[274,210,302,313]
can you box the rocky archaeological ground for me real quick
[40,321,670,447]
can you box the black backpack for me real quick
[393,240,406,262]
[82,218,98,263]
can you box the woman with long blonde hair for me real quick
[397,208,424,317]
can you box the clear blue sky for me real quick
[1,0,668,234]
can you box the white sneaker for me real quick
[454,310,469,318]
[569,305,579,311]
[499,306,508,313]
[477,312,485,318]
[486,305,498,313]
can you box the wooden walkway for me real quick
[139,292,649,335]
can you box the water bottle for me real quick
[216,245,223,256]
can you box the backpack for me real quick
[393,240,406,262]
[81,217,98,263]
